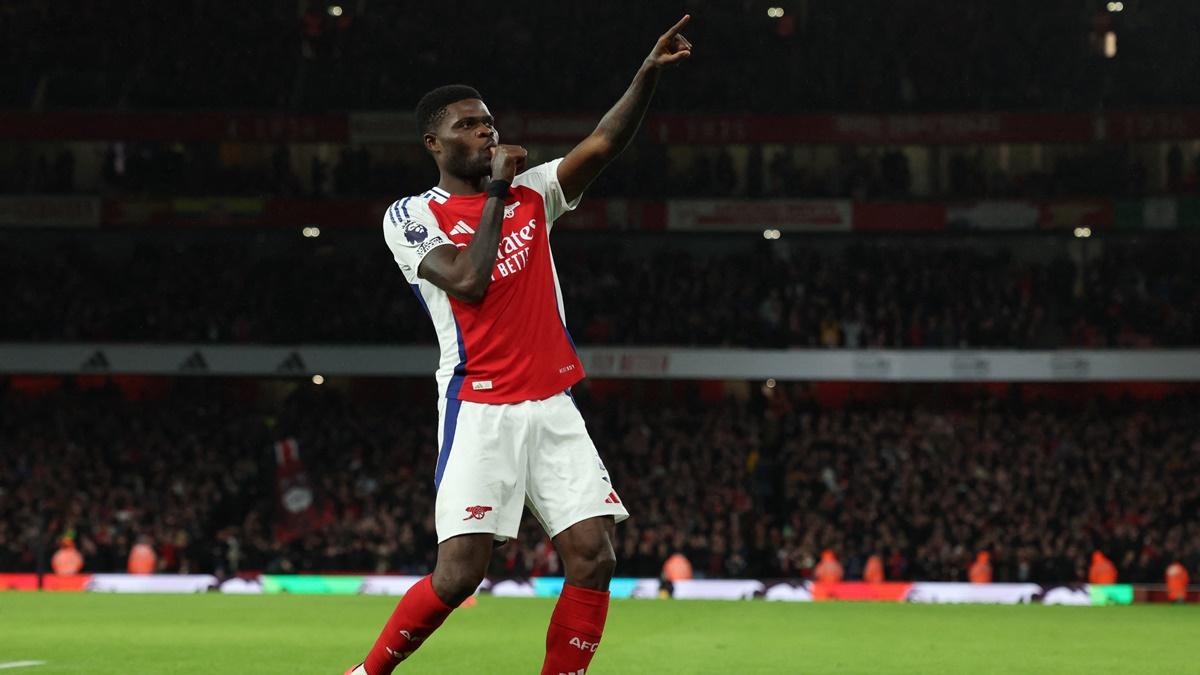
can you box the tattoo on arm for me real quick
[594,64,661,156]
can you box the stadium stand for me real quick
[6,1,1200,112]
[4,137,1193,200]
[2,380,1197,584]
[2,234,1195,347]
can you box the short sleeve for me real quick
[382,197,453,283]
[512,158,580,228]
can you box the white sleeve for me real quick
[512,158,580,229]
[382,198,453,283]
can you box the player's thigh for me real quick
[525,393,629,538]
[434,399,527,542]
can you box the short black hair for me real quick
[415,84,482,136]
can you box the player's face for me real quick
[433,99,499,180]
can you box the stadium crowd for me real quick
[5,138,1192,201]
[1,380,1197,585]
[3,236,1196,348]
[6,1,1200,112]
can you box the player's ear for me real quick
[423,132,440,155]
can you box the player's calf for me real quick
[541,517,617,675]
[352,534,491,675]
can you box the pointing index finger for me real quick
[663,14,691,39]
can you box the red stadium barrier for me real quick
[0,574,91,591]
[811,582,913,602]
[852,202,947,232]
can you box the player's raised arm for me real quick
[418,144,527,304]
[556,14,694,204]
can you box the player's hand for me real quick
[489,144,528,183]
[646,14,693,69]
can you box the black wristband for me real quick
[486,180,511,199]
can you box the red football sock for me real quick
[540,584,610,675]
[363,575,454,675]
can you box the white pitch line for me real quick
[0,663,46,670]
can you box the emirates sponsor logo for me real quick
[497,219,538,257]
[490,218,539,280]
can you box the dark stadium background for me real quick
[1,0,1198,602]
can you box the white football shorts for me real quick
[433,391,629,543]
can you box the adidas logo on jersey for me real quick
[450,220,475,236]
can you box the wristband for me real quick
[486,180,511,199]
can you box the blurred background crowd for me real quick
[5,1,1200,112]
[3,234,1195,348]
[3,380,1196,584]
[7,139,1200,201]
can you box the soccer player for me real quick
[346,15,693,675]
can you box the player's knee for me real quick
[565,542,617,588]
[593,548,617,581]
[432,560,487,607]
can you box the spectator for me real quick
[1165,562,1189,604]
[968,552,992,584]
[1089,551,1118,585]
[128,538,157,575]
[51,538,83,575]
[863,554,884,584]
[660,551,693,597]
[662,551,693,583]
[814,549,844,584]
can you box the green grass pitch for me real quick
[2,593,1198,674]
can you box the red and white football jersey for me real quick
[383,159,585,404]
